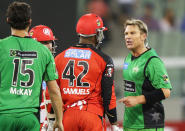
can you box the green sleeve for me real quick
[43,53,58,81]
[146,58,172,89]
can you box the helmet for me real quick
[76,13,107,44]
[29,25,57,42]
[29,25,57,56]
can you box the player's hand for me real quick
[53,121,64,131]
[118,96,139,107]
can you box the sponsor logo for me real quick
[10,50,37,58]
[64,49,91,59]
[124,80,136,92]
[67,100,87,110]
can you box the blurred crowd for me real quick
[83,0,185,34]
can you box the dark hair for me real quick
[6,1,32,29]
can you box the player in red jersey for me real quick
[29,25,58,131]
[55,13,120,131]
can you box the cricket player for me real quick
[0,2,63,131]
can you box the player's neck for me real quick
[11,27,29,37]
[79,38,96,47]
[131,46,148,57]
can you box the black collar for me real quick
[74,43,94,48]
[131,48,151,60]
[12,35,31,38]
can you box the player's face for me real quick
[124,25,145,51]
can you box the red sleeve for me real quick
[109,81,116,110]
[101,57,117,124]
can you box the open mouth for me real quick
[126,40,133,46]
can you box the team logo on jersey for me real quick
[132,66,139,73]
[105,67,113,77]
[163,75,169,83]
[123,63,129,69]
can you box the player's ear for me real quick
[141,32,147,42]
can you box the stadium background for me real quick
[1,0,185,130]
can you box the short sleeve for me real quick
[43,53,58,81]
[145,58,172,90]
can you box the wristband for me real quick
[143,88,165,104]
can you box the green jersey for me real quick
[0,36,58,114]
[123,48,172,129]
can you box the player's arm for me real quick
[119,58,172,107]
[47,80,64,131]
[143,58,172,104]
[101,57,117,124]
[119,88,171,107]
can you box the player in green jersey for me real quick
[0,1,63,131]
[119,19,172,131]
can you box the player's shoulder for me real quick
[90,47,113,64]
[29,39,49,51]
[27,39,53,58]
[146,48,162,62]
[0,36,11,42]
[148,56,163,66]
[55,47,69,60]
[0,36,13,48]
[27,37,43,46]
[147,48,159,57]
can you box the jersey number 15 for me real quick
[12,58,34,87]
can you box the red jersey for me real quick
[55,44,117,123]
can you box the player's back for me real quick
[55,44,110,115]
[0,36,55,114]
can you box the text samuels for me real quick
[63,88,90,95]
[124,80,136,92]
